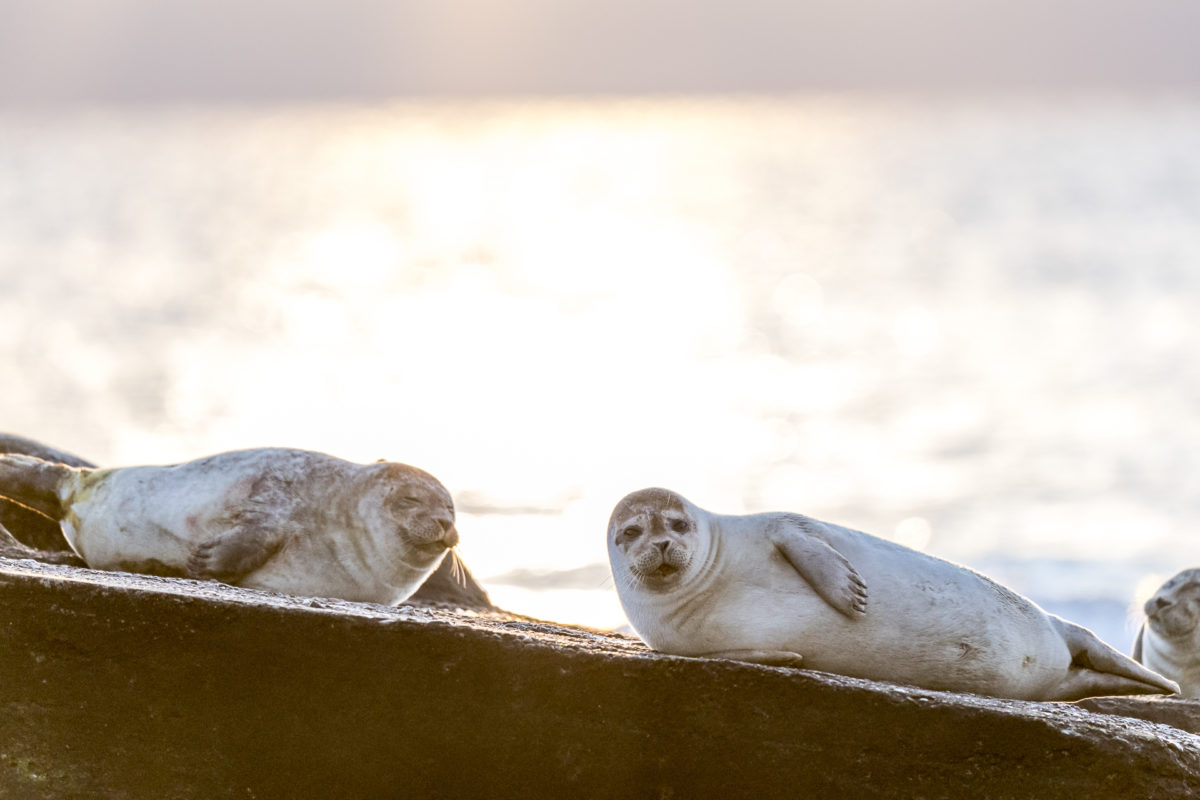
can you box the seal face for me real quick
[1134,568,1200,698]
[610,488,704,591]
[608,487,1179,701]
[0,448,459,605]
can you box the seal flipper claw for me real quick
[769,515,868,620]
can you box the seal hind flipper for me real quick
[0,433,95,468]
[1046,617,1179,700]
[769,516,868,619]
[0,455,76,519]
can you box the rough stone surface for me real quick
[0,523,84,565]
[1076,696,1200,736]
[1,557,1197,799]
[406,550,494,609]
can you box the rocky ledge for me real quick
[1,557,1197,799]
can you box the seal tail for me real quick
[0,454,76,521]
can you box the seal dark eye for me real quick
[670,519,690,534]
[622,526,643,540]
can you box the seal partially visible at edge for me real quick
[1135,568,1200,699]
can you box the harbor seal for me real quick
[1134,568,1200,698]
[607,488,1179,701]
[0,447,458,604]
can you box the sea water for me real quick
[2,95,1200,649]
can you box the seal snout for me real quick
[1143,577,1200,639]
[411,508,458,551]
[437,517,460,549]
[629,536,690,582]
[1146,595,1172,617]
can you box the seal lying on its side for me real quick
[607,488,1178,701]
[0,448,458,604]
[1134,568,1200,699]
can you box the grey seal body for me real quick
[1134,568,1200,698]
[608,488,1178,701]
[0,448,458,604]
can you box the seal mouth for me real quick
[1147,612,1199,639]
[652,563,680,579]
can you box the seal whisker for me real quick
[448,548,466,587]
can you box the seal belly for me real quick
[687,526,1070,697]
[66,464,249,571]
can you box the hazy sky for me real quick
[2,0,1200,102]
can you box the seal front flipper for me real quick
[699,649,805,668]
[768,515,868,619]
[187,522,287,583]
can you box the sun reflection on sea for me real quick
[4,97,1200,638]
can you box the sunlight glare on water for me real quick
[4,97,1200,639]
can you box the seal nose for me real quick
[654,540,670,556]
[1147,596,1171,616]
[434,515,458,548]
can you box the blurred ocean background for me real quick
[3,94,1200,650]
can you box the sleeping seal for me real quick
[607,488,1178,701]
[0,448,458,604]
[1134,568,1200,698]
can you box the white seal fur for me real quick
[1134,568,1200,698]
[607,488,1178,701]
[0,448,458,604]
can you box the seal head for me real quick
[367,461,459,556]
[1143,569,1200,640]
[1135,568,1200,698]
[608,488,707,591]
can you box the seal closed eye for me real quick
[1133,567,1200,698]
[0,447,459,605]
[607,487,1179,701]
